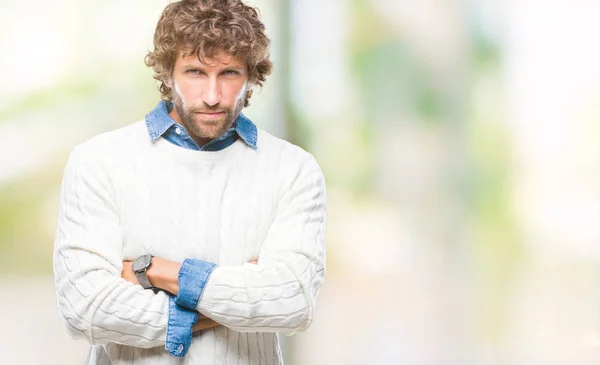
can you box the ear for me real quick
[244,88,254,107]
[245,80,256,92]
[164,77,174,89]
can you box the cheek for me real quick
[172,80,187,106]
[230,81,248,104]
[173,79,201,107]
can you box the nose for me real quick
[202,77,221,107]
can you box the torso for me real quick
[84,122,289,365]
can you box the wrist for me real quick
[147,257,181,295]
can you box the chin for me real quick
[196,126,228,139]
[187,116,232,138]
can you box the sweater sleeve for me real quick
[195,153,327,334]
[53,145,169,348]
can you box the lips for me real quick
[196,111,225,120]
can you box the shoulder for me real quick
[74,121,146,154]
[255,128,326,186]
[65,121,148,177]
[69,121,147,161]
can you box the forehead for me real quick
[176,49,246,69]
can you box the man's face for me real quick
[168,50,250,145]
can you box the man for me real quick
[53,0,327,364]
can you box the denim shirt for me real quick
[144,100,258,357]
[145,100,258,151]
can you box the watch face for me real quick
[132,254,152,272]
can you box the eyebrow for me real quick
[181,65,202,71]
[180,64,245,72]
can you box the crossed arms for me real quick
[120,258,258,332]
[53,144,327,352]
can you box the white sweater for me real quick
[53,121,327,365]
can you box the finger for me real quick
[249,260,258,265]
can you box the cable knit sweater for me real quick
[53,120,327,365]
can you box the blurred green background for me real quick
[2,0,600,364]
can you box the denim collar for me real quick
[144,100,258,149]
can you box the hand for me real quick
[121,261,140,285]
[192,315,222,332]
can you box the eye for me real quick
[222,69,240,76]
[186,69,202,75]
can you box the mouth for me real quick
[195,111,225,121]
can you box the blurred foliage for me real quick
[0,167,62,275]
[350,0,443,124]
[0,81,98,123]
[464,23,523,343]
[353,41,442,123]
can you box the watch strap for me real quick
[135,270,153,289]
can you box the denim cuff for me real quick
[165,296,198,357]
[175,259,217,310]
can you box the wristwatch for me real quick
[131,254,154,289]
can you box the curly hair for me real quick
[145,0,273,106]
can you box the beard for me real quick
[172,93,245,142]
